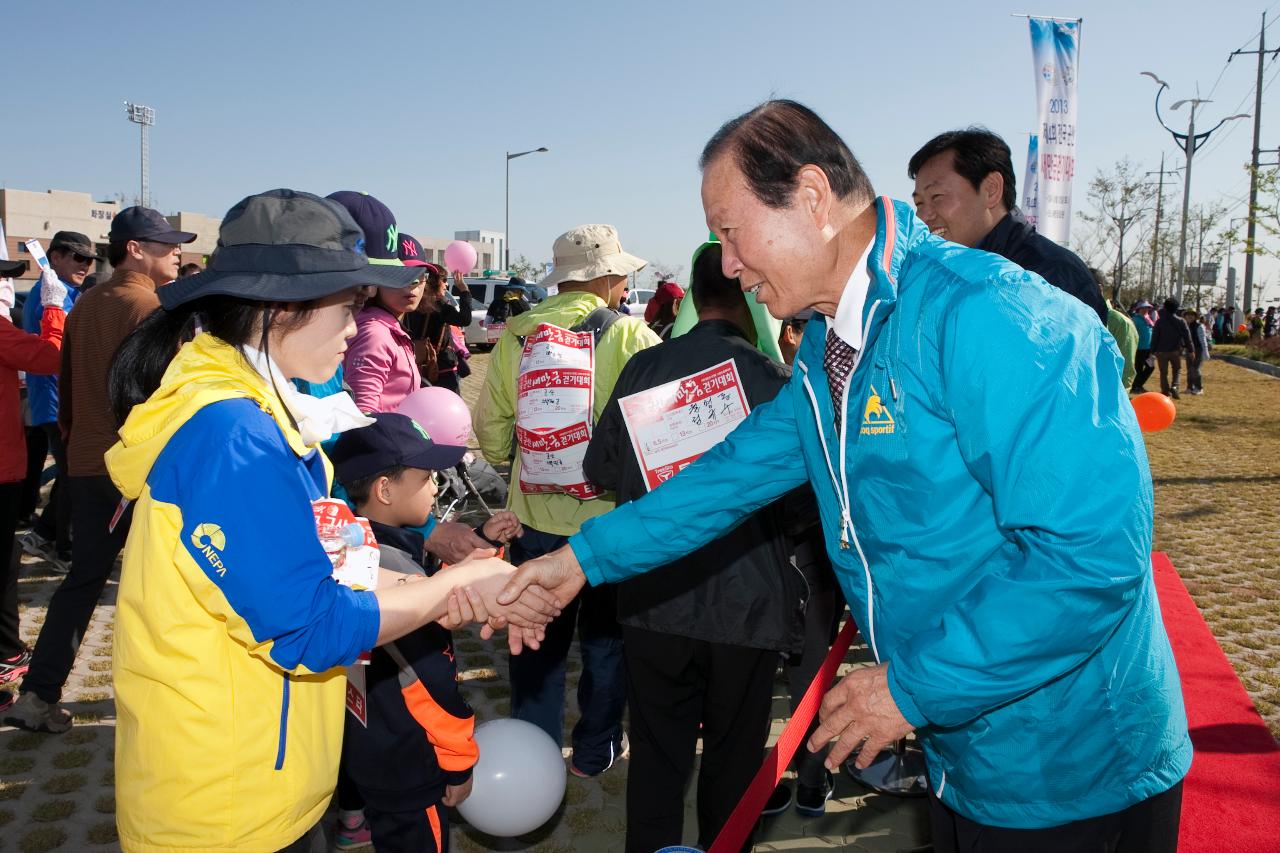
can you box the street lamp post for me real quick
[1141,72,1249,303]
[124,102,155,207]
[505,147,549,271]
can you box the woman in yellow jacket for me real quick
[103,190,554,853]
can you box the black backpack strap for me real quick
[571,306,623,341]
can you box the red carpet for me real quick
[1151,552,1280,852]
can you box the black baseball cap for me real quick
[330,412,467,486]
[326,191,402,263]
[48,231,103,260]
[109,207,197,245]
[0,259,28,277]
[158,189,422,310]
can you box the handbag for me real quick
[414,323,449,384]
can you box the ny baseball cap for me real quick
[326,191,403,263]
[397,233,430,268]
[109,207,197,245]
[329,412,467,486]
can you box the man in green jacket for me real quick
[472,224,659,776]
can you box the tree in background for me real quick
[1074,158,1156,305]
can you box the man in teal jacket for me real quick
[498,100,1190,849]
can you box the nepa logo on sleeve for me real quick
[190,523,228,576]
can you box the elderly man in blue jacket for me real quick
[496,100,1191,851]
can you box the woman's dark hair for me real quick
[699,99,875,209]
[690,244,741,312]
[907,127,1018,213]
[108,295,320,426]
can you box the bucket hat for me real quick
[159,189,421,310]
[539,224,646,289]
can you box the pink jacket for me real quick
[344,306,421,413]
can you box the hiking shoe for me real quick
[1189,389,1203,395]
[19,532,69,574]
[0,649,33,685]
[2,692,72,734]
[761,782,793,817]
[1170,387,1181,400]
[570,732,630,778]
[333,814,372,850]
[19,531,54,561]
[795,770,835,817]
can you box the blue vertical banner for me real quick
[1029,17,1080,244]
[1022,134,1040,230]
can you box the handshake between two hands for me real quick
[431,536,588,654]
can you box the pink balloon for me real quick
[443,240,478,274]
[396,387,472,449]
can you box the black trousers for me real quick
[22,475,133,703]
[929,780,1183,853]
[0,482,23,657]
[1132,349,1154,392]
[365,802,449,853]
[622,625,776,853]
[32,424,70,556]
[20,426,47,521]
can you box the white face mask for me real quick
[240,344,373,445]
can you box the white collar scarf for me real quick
[239,344,373,446]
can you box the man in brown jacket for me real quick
[4,208,195,733]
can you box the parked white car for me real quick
[623,287,654,318]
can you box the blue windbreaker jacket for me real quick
[22,279,80,425]
[571,198,1191,829]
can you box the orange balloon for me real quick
[1131,392,1176,433]
[1238,323,1247,332]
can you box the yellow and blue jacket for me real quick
[106,333,381,852]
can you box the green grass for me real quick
[30,799,75,821]
[18,826,67,852]
[5,732,45,752]
[39,773,86,795]
[87,822,119,845]
[0,755,36,774]
[0,781,29,801]
[50,749,92,770]
[94,793,115,814]
[62,730,98,746]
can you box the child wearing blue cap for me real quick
[330,412,521,852]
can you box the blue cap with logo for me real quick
[326,191,402,264]
[330,413,466,487]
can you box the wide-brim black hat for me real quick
[159,189,421,310]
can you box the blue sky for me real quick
[4,0,1277,292]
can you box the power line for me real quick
[1196,58,1280,162]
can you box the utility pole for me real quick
[1230,11,1280,315]
[1142,72,1249,303]
[1144,154,1181,296]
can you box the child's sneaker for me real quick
[0,649,33,685]
[333,813,372,850]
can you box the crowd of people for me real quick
[0,99,1195,853]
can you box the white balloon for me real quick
[456,718,567,837]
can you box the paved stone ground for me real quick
[1,353,1274,851]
